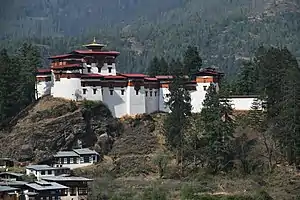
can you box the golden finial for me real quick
[93,37,96,44]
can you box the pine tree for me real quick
[147,56,160,77]
[201,83,235,173]
[183,46,202,76]
[158,57,169,75]
[164,62,191,167]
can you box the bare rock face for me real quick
[0,97,122,163]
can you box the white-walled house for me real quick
[53,148,100,169]
[36,39,260,118]
[25,165,71,180]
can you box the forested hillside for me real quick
[0,0,299,75]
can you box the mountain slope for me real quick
[0,0,299,75]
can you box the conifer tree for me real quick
[201,83,235,173]
[147,56,160,77]
[164,61,191,166]
[183,46,202,76]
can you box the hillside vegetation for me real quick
[0,0,299,74]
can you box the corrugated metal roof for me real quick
[54,151,79,158]
[0,172,24,177]
[0,186,19,192]
[26,165,70,171]
[0,181,28,186]
[73,148,99,155]
[41,176,93,182]
[26,181,68,191]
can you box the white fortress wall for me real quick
[126,80,146,116]
[227,97,260,110]
[145,89,159,114]
[101,63,116,75]
[102,85,127,118]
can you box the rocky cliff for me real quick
[0,96,122,162]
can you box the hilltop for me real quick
[0,0,299,74]
[0,97,300,199]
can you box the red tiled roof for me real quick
[51,64,82,69]
[121,73,147,78]
[103,75,127,79]
[81,74,104,79]
[49,54,73,59]
[37,68,51,73]
[72,50,120,56]
[155,75,173,80]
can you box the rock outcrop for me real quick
[0,96,122,163]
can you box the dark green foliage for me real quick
[147,57,169,77]
[0,43,41,126]
[183,46,202,76]
[164,66,191,164]
[141,186,168,200]
[201,84,235,173]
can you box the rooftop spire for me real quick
[83,38,106,51]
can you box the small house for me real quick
[0,172,24,181]
[25,165,70,180]
[25,181,68,200]
[0,181,28,191]
[53,148,100,169]
[0,186,19,200]
[41,176,93,200]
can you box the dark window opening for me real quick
[83,89,87,94]
[47,170,52,174]
[87,60,91,65]
[67,75,70,79]
[121,90,125,95]
[93,89,97,94]
[110,90,113,95]
[135,90,139,95]
[82,82,86,87]
[108,67,112,73]
[150,91,153,97]
[87,68,91,73]
[145,91,148,97]
[41,171,45,175]
[203,86,207,91]
[155,91,157,96]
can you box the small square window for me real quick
[47,170,52,175]
[203,86,207,91]
[110,90,113,95]
[150,91,153,97]
[87,68,91,73]
[83,89,87,94]
[41,171,45,175]
[93,89,97,94]
[108,67,112,73]
[135,90,139,95]
[145,91,148,97]
[121,90,125,95]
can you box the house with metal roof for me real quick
[25,165,70,180]
[53,148,100,169]
[25,181,68,200]
[41,176,93,200]
[0,186,20,200]
[0,172,24,181]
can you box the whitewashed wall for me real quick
[102,87,127,117]
[190,82,211,113]
[145,89,159,114]
[228,97,259,110]
[126,85,146,115]
[52,78,82,100]
[36,80,52,99]
[101,63,116,75]
[158,87,171,113]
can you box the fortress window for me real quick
[145,91,148,97]
[67,75,70,79]
[150,91,153,97]
[121,90,125,95]
[135,90,139,95]
[110,90,114,95]
[203,86,207,91]
[93,89,97,94]
[87,68,91,73]
[155,91,157,96]
[87,60,91,65]
[83,89,87,94]
[108,67,112,73]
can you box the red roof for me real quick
[155,75,173,80]
[81,74,104,79]
[121,73,147,78]
[144,77,158,81]
[37,68,51,73]
[49,54,73,59]
[103,75,127,80]
[194,68,224,76]
[72,50,120,56]
[52,64,82,69]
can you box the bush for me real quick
[141,186,168,200]
[152,151,171,178]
